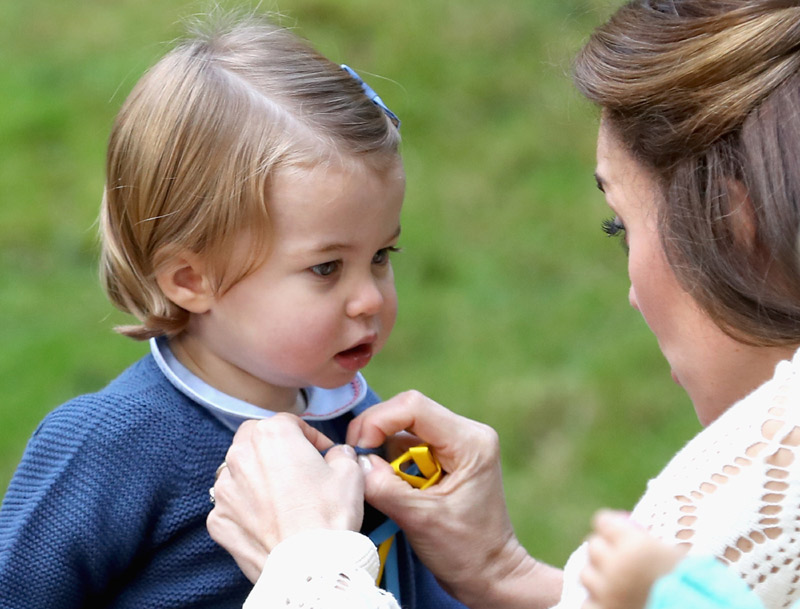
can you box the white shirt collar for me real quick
[150,337,368,431]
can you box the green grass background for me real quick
[0,0,700,568]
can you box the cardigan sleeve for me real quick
[244,530,400,609]
[0,393,180,606]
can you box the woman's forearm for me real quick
[446,538,563,609]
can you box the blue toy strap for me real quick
[368,517,403,604]
[365,461,426,604]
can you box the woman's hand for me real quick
[207,414,365,583]
[347,391,562,609]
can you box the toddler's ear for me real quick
[156,252,215,314]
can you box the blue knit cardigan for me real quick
[0,355,464,609]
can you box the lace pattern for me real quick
[245,569,398,609]
[557,349,800,609]
[244,529,401,609]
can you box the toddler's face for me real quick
[179,158,405,411]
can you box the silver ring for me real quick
[210,460,227,504]
[215,461,228,482]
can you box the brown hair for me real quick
[574,0,800,345]
[100,11,401,339]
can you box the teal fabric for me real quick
[647,556,791,609]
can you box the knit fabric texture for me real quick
[0,355,464,609]
[557,347,800,609]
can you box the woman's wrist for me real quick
[447,536,562,609]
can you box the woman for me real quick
[207,1,800,607]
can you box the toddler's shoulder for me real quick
[32,354,226,461]
[11,354,231,509]
[42,356,180,429]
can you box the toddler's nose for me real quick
[346,278,384,318]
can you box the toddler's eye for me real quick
[373,246,402,265]
[310,261,340,277]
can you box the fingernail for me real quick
[340,445,356,459]
[358,455,373,473]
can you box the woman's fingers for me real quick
[347,390,461,448]
[358,454,416,521]
[234,413,335,459]
[382,430,421,462]
[208,414,365,582]
[347,391,552,608]
[323,442,357,465]
[348,390,498,474]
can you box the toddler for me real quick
[0,12,462,609]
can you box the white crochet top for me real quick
[244,529,399,609]
[556,347,800,609]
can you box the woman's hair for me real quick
[574,0,800,345]
[101,11,401,340]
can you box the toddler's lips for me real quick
[335,342,374,371]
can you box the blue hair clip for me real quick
[341,64,401,129]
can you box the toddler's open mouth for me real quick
[334,342,374,371]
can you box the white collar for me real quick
[150,337,368,431]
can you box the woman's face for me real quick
[595,120,793,425]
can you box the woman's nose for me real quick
[628,284,639,311]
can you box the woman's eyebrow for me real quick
[593,171,606,193]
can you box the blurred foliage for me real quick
[0,0,698,567]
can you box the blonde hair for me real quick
[574,0,800,345]
[100,12,401,339]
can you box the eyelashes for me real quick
[601,216,625,237]
[372,246,402,265]
[311,246,403,278]
[601,216,629,254]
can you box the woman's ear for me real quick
[727,180,756,248]
[155,252,215,314]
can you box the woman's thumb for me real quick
[361,455,417,521]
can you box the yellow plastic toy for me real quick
[373,445,443,587]
[389,445,443,489]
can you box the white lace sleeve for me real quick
[243,529,400,609]
[557,347,800,609]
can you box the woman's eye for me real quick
[601,217,629,254]
[310,261,340,277]
[601,216,625,237]
[373,246,402,265]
